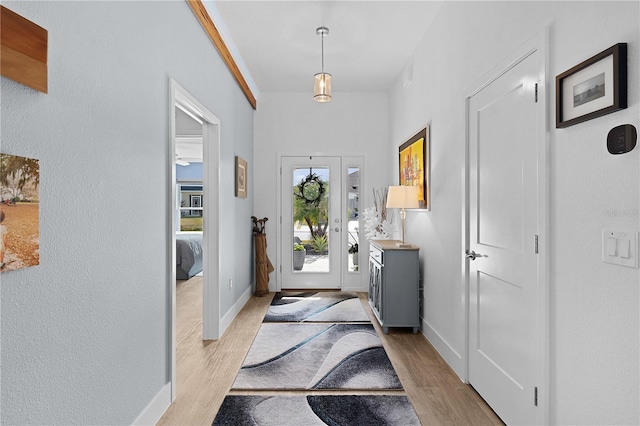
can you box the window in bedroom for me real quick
[179,184,203,231]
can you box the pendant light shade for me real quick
[314,72,332,102]
[314,27,331,102]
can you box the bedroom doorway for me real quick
[169,79,221,402]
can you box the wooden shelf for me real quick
[1,5,48,93]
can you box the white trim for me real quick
[463,29,548,425]
[220,286,253,334]
[422,318,464,379]
[131,383,171,426]
[169,79,222,404]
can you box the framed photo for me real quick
[235,156,247,198]
[556,43,627,128]
[398,126,429,210]
[0,153,40,272]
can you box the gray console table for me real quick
[368,239,420,334]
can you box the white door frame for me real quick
[462,30,549,424]
[169,79,221,401]
[276,153,367,292]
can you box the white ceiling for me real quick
[213,1,444,93]
[176,1,443,163]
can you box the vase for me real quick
[293,249,306,270]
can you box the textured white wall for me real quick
[1,1,253,424]
[389,1,639,424]
[253,92,389,291]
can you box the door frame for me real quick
[169,79,221,401]
[462,30,549,424]
[276,154,366,292]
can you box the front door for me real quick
[467,43,544,424]
[281,156,341,289]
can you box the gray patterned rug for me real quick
[263,291,370,323]
[212,395,421,426]
[232,323,401,390]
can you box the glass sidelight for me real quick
[346,167,360,272]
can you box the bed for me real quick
[176,232,203,280]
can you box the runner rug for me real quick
[213,395,421,426]
[231,323,401,390]
[263,291,370,323]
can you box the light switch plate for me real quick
[602,230,638,268]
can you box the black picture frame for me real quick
[398,126,429,210]
[556,43,627,128]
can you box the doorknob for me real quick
[334,227,340,232]
[465,250,478,260]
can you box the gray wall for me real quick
[388,1,639,424]
[1,1,254,424]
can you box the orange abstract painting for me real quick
[398,127,429,209]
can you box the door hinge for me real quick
[280,166,282,176]
[279,265,282,273]
[534,386,538,406]
[534,235,539,254]
[534,83,538,103]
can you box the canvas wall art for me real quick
[398,126,430,210]
[0,153,40,272]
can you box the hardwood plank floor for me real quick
[157,281,503,425]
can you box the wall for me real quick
[176,162,203,181]
[388,1,639,424]
[0,1,254,424]
[253,92,389,291]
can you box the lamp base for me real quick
[395,242,412,248]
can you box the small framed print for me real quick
[235,156,247,198]
[556,43,627,128]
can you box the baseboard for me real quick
[132,382,171,426]
[342,285,367,292]
[422,317,465,380]
[220,285,252,336]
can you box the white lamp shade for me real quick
[386,185,419,209]
[314,72,332,102]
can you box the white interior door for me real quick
[281,156,341,289]
[467,47,543,425]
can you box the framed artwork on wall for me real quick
[556,43,627,128]
[235,156,247,198]
[398,126,430,210]
[0,153,40,272]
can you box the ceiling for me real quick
[212,1,444,93]
[176,1,444,163]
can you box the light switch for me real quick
[619,239,630,258]
[602,230,639,268]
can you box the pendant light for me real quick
[314,26,331,102]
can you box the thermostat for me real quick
[607,124,637,154]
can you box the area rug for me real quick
[212,395,420,426]
[263,291,370,323]
[231,323,402,390]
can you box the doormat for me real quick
[264,291,370,323]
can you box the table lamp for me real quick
[386,185,419,248]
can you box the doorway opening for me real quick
[279,155,364,291]
[169,79,221,401]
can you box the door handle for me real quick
[465,250,478,260]
[334,227,340,232]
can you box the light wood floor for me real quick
[157,278,504,425]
